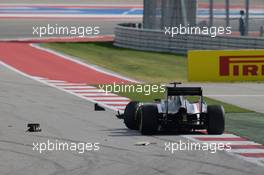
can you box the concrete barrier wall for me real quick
[114,24,264,55]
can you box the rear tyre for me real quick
[124,101,139,130]
[207,105,225,135]
[139,105,159,135]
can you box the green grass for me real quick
[203,97,252,113]
[226,113,264,144]
[42,42,187,83]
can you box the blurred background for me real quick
[144,0,264,37]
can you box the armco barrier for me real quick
[114,23,264,55]
[188,50,264,82]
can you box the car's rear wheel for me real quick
[207,105,225,134]
[139,105,159,135]
[124,101,139,130]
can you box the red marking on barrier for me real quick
[195,137,247,141]
[0,42,132,84]
[238,153,264,158]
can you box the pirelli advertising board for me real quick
[188,50,264,81]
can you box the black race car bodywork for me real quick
[118,83,225,135]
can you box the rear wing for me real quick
[167,87,203,96]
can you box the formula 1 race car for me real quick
[118,83,225,135]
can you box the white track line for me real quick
[32,76,47,80]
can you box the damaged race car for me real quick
[118,83,225,135]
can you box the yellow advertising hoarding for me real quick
[188,50,264,81]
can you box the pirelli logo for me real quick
[220,55,264,76]
[188,50,264,81]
